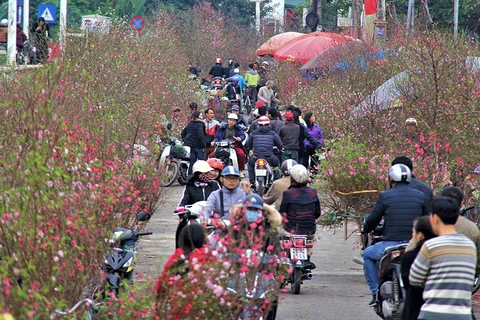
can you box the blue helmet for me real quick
[221,166,240,177]
[243,194,264,210]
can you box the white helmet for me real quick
[258,116,270,126]
[227,113,238,120]
[192,160,213,174]
[0,19,8,26]
[234,68,240,74]
[289,164,309,184]
[388,164,411,183]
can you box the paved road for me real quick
[136,184,378,319]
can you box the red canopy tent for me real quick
[256,32,304,56]
[273,32,349,64]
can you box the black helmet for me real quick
[281,159,298,176]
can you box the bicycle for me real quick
[55,298,99,319]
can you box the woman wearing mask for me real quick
[176,160,219,248]
[181,110,207,175]
[303,112,324,171]
[207,158,224,183]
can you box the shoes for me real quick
[304,255,316,270]
[368,296,377,307]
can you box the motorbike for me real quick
[158,137,190,187]
[212,140,240,172]
[174,201,207,247]
[280,234,314,294]
[253,157,274,197]
[102,211,152,298]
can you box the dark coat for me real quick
[213,124,245,142]
[209,64,225,78]
[179,180,220,207]
[246,126,283,158]
[280,121,301,150]
[363,184,429,241]
[400,241,426,320]
[181,120,206,149]
[409,176,434,213]
[280,186,321,235]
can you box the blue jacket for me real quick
[201,186,246,220]
[363,183,429,241]
[409,176,433,213]
[231,74,248,95]
[246,126,283,158]
[213,124,246,143]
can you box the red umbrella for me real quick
[273,32,349,64]
[256,32,304,56]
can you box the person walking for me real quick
[409,197,477,320]
[303,112,324,170]
[204,108,219,157]
[245,63,260,113]
[31,17,50,63]
[362,164,429,307]
[181,111,207,175]
[279,111,301,162]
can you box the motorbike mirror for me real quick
[167,123,173,130]
[136,211,151,222]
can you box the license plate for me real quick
[290,248,307,260]
[255,169,267,176]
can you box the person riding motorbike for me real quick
[176,160,220,248]
[279,164,320,270]
[208,58,226,79]
[207,158,224,183]
[200,166,246,224]
[263,159,297,209]
[246,116,283,186]
[211,113,246,172]
[361,164,429,307]
[230,105,248,129]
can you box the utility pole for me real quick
[7,0,17,65]
[453,0,459,39]
[249,0,265,33]
[23,0,29,37]
[407,0,414,35]
[351,0,359,37]
[59,0,67,49]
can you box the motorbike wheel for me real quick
[256,178,265,197]
[291,268,302,294]
[159,162,179,187]
[177,164,188,186]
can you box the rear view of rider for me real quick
[263,159,297,209]
[246,116,283,186]
[176,160,219,248]
[279,164,320,270]
[361,164,429,307]
[209,58,226,79]
[200,166,246,223]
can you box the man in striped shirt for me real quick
[409,197,476,319]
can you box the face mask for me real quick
[245,210,262,222]
[198,173,210,182]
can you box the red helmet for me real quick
[258,116,270,126]
[216,58,222,64]
[207,158,224,171]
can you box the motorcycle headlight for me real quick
[123,257,134,268]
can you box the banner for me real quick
[364,0,377,15]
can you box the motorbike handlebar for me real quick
[55,298,98,315]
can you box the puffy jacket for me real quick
[181,120,206,149]
[178,180,220,207]
[246,126,283,158]
[363,184,429,241]
[201,186,246,220]
[279,186,321,235]
[205,119,219,146]
[280,121,301,150]
[209,64,225,78]
[213,124,245,142]
[305,123,324,149]
[231,74,247,95]
[245,69,260,87]
[269,119,284,135]
[409,176,433,212]
[263,176,291,209]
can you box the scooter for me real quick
[103,211,152,298]
[253,157,274,197]
[212,140,240,172]
[280,235,314,294]
[158,138,190,187]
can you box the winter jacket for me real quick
[178,180,220,207]
[305,123,324,149]
[280,121,301,150]
[236,114,248,129]
[279,186,321,235]
[246,126,283,158]
[269,119,284,135]
[363,184,429,241]
[224,83,240,101]
[263,176,291,209]
[231,74,247,95]
[301,125,320,149]
[181,120,206,149]
[257,86,280,108]
[0,27,7,43]
[201,186,246,220]
[245,69,260,87]
[204,119,219,146]
[409,176,433,212]
[209,64,225,78]
[16,26,27,47]
[213,124,245,143]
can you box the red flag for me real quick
[364,0,377,15]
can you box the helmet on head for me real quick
[289,164,309,184]
[243,194,264,210]
[216,58,222,64]
[258,116,270,126]
[281,159,298,176]
[234,68,240,74]
[227,113,238,120]
[388,164,411,183]
[220,96,229,102]
[192,160,213,174]
[207,158,224,171]
[221,166,240,177]
[405,118,417,125]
